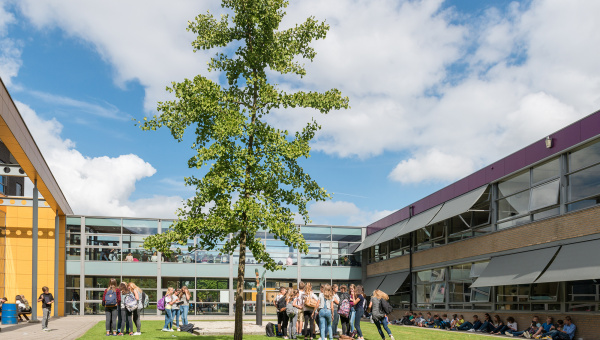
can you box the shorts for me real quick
[298,310,305,324]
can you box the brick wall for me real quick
[389,310,594,340]
[367,205,600,276]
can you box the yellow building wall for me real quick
[0,204,66,317]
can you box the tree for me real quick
[139,0,348,338]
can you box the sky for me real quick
[0,0,599,226]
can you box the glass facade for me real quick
[65,217,362,315]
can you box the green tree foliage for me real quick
[138,0,348,337]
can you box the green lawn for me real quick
[78,321,492,339]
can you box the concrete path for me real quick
[0,315,277,339]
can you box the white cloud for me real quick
[9,0,600,189]
[17,101,184,218]
[308,200,394,226]
[0,1,21,87]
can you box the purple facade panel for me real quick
[366,110,600,236]
[581,111,600,141]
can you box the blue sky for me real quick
[1,0,599,226]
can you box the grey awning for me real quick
[374,219,409,246]
[535,239,600,283]
[362,276,385,295]
[428,185,489,226]
[400,205,443,235]
[376,272,409,295]
[471,247,559,287]
[354,229,384,253]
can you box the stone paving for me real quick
[0,315,276,339]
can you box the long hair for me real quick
[182,286,190,299]
[304,282,313,295]
[128,282,141,294]
[322,284,333,300]
[119,282,128,293]
[373,289,389,301]
[108,278,118,290]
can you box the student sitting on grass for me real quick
[491,316,517,335]
[488,315,505,334]
[454,314,481,331]
[539,316,575,340]
[531,316,555,338]
[475,313,493,333]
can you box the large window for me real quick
[415,268,446,309]
[567,140,600,212]
[567,280,600,312]
[497,157,561,230]
[496,282,559,311]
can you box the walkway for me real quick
[0,315,276,340]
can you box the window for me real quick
[567,140,600,212]
[496,282,560,311]
[15,182,22,196]
[497,158,561,229]
[567,280,600,312]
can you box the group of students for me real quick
[399,312,576,339]
[101,278,144,336]
[273,282,395,340]
[160,286,192,332]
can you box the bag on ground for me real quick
[380,298,393,315]
[265,322,276,337]
[104,288,118,307]
[180,323,197,333]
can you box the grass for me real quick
[77,321,493,340]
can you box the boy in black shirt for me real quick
[37,286,54,331]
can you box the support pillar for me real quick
[54,213,59,317]
[30,179,39,321]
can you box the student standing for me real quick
[162,287,175,332]
[338,285,351,336]
[318,284,334,340]
[180,286,191,326]
[37,286,54,332]
[102,278,121,336]
[128,282,143,335]
[331,284,340,337]
[302,282,318,340]
[171,289,181,331]
[117,282,132,335]
[351,285,365,340]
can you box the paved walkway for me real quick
[0,315,277,339]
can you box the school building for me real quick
[359,109,600,339]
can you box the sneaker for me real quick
[177,328,181,332]
[524,331,532,339]
[468,329,475,332]
[390,336,395,340]
[168,329,175,332]
[133,332,141,336]
[161,329,169,332]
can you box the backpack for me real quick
[157,296,166,311]
[124,293,138,312]
[180,323,199,334]
[286,300,297,318]
[104,289,118,307]
[338,298,351,318]
[380,298,393,315]
[265,322,276,337]
[140,292,149,309]
[304,294,318,308]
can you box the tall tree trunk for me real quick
[234,229,247,340]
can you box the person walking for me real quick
[37,286,54,331]
[369,289,395,340]
[102,278,121,336]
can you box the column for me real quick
[80,216,85,315]
[30,179,38,321]
[54,213,59,317]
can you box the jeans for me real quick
[131,308,141,333]
[318,309,332,340]
[478,321,493,332]
[278,311,289,335]
[163,309,173,330]
[492,325,507,333]
[180,305,189,325]
[120,306,132,333]
[288,313,298,339]
[172,308,180,328]
[510,330,526,336]
[374,316,392,339]
[349,309,356,332]
[354,308,364,337]
[457,321,476,331]
[105,306,118,332]
[332,309,339,335]
[42,307,51,330]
